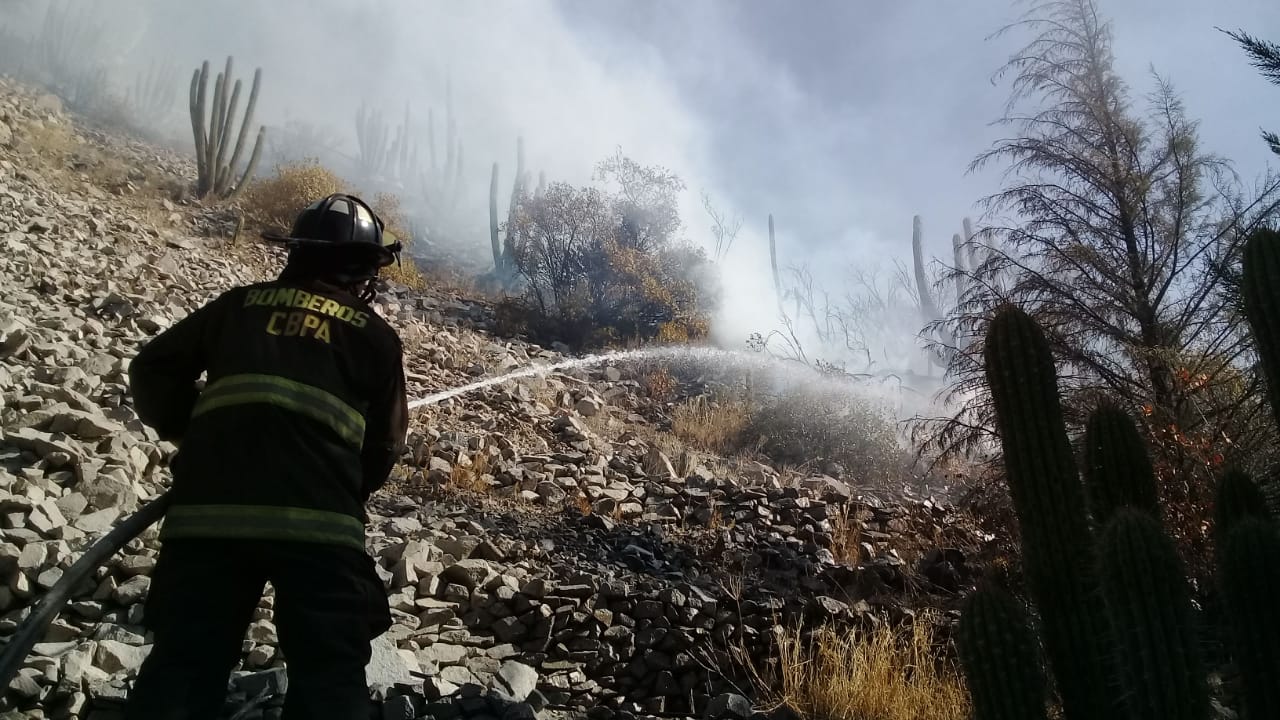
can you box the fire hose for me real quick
[0,491,173,690]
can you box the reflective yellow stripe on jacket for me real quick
[161,504,366,551]
[192,373,366,448]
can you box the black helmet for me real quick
[266,194,405,303]
[263,193,402,268]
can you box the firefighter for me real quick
[123,194,409,720]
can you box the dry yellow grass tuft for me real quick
[445,452,492,494]
[768,621,970,720]
[381,256,427,290]
[240,160,344,234]
[22,122,77,163]
[671,395,752,456]
[828,503,862,565]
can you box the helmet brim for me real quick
[263,232,398,268]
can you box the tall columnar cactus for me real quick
[955,584,1049,720]
[1241,227,1280,427]
[487,137,532,282]
[913,215,945,326]
[1219,517,1280,720]
[489,162,503,274]
[1083,401,1160,526]
[189,57,265,201]
[911,214,970,366]
[1097,509,1209,720]
[963,216,980,271]
[951,232,968,306]
[768,213,783,317]
[1213,468,1270,542]
[983,304,1119,720]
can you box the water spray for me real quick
[406,345,768,410]
[404,344,941,420]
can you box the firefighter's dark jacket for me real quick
[128,277,409,551]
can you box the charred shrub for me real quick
[502,152,717,349]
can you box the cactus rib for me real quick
[983,304,1118,719]
[1097,509,1209,720]
[955,585,1049,720]
[1083,400,1160,526]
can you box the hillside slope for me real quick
[0,79,989,720]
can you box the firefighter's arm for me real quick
[360,339,409,501]
[128,294,226,442]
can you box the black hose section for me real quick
[0,491,172,690]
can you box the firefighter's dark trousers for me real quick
[123,538,391,720]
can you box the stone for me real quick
[112,576,150,605]
[706,693,754,718]
[418,643,468,667]
[234,667,288,698]
[366,634,415,687]
[492,660,538,702]
[75,507,122,534]
[440,559,492,590]
[382,694,417,719]
[246,619,278,644]
[118,554,156,576]
[93,640,150,674]
[7,670,41,700]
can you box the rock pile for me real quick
[0,77,991,720]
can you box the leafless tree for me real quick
[702,191,743,261]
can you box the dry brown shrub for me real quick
[641,367,677,402]
[370,192,407,238]
[240,160,344,235]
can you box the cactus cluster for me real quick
[956,227,1280,720]
[353,89,466,202]
[129,59,180,126]
[188,56,265,201]
[488,136,545,283]
[355,101,417,184]
[911,215,983,369]
[422,84,465,214]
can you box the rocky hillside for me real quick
[0,78,992,720]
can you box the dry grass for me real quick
[766,621,970,720]
[828,503,862,565]
[22,121,77,163]
[240,160,344,234]
[573,493,592,516]
[381,257,427,290]
[445,452,492,494]
[671,395,752,456]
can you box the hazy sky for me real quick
[6,0,1279,355]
